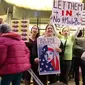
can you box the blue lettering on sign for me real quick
[61,17,81,25]
[52,15,81,25]
[52,16,60,23]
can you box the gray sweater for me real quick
[73,37,85,57]
[75,37,85,50]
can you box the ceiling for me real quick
[4,0,53,11]
[0,0,51,24]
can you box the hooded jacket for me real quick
[0,32,31,75]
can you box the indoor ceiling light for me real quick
[4,0,53,10]
[4,0,83,11]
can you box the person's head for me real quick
[62,27,70,37]
[0,18,3,24]
[0,23,11,33]
[31,25,39,38]
[42,45,54,62]
[45,48,54,62]
[45,24,54,37]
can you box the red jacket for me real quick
[0,32,31,75]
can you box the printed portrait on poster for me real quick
[37,37,60,75]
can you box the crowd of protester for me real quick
[0,19,85,85]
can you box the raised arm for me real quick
[53,24,63,38]
[74,27,81,38]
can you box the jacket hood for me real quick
[1,32,21,40]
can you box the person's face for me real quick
[31,26,39,35]
[44,50,54,62]
[62,28,70,36]
[45,25,54,37]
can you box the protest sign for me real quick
[37,37,60,75]
[50,0,84,26]
[81,10,85,27]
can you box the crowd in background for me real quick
[0,18,85,85]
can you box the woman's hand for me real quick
[34,58,39,63]
[55,48,62,52]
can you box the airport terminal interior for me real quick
[0,0,85,85]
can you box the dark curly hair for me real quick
[45,24,54,30]
[31,25,40,38]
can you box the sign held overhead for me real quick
[50,0,84,26]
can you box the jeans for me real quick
[60,60,72,85]
[48,74,59,84]
[81,59,85,85]
[73,57,81,85]
[1,73,22,85]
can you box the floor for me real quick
[20,79,82,85]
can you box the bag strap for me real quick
[63,39,67,51]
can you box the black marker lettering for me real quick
[63,1,66,10]
[68,2,72,10]
[53,0,57,8]
[74,3,78,11]
[78,4,83,11]
[58,0,62,9]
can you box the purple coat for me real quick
[0,32,31,75]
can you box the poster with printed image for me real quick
[37,37,60,75]
[11,20,29,42]
[50,0,84,26]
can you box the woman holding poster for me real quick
[58,27,80,85]
[37,24,63,85]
